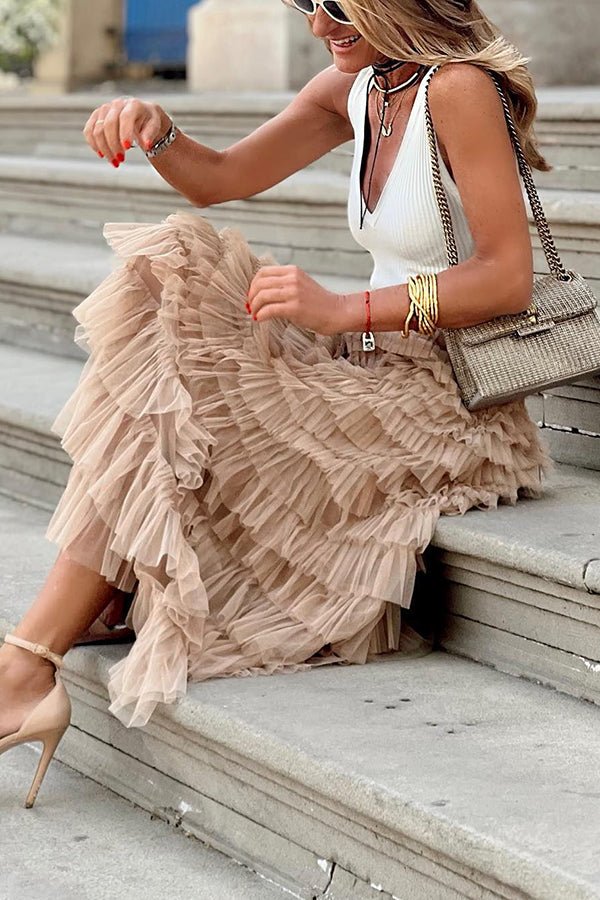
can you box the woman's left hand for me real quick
[247,265,342,335]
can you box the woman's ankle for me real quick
[0,642,57,690]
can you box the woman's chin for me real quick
[330,49,369,73]
[326,39,374,73]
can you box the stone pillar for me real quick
[187,0,330,92]
[480,0,600,86]
[33,0,122,93]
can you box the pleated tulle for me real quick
[45,210,551,727]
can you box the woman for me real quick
[0,0,550,807]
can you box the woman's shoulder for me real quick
[427,62,503,121]
[426,62,508,159]
[312,64,370,125]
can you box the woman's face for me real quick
[308,7,387,73]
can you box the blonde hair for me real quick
[337,0,550,171]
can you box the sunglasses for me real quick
[284,0,470,25]
[283,0,353,26]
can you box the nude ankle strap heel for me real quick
[0,633,72,808]
[3,633,65,669]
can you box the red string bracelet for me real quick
[361,290,375,352]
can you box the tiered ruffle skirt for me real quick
[45,211,550,728]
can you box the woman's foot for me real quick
[0,641,57,739]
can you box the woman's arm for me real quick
[84,66,354,208]
[334,63,535,333]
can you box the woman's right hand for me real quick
[83,97,172,168]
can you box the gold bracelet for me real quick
[420,273,438,336]
[404,274,439,337]
[403,280,416,337]
[404,275,430,336]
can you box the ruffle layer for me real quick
[46,210,551,727]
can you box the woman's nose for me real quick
[310,7,337,37]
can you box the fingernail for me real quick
[111,159,119,168]
[117,152,125,163]
[97,151,104,158]
[122,140,132,150]
[245,302,251,314]
[145,140,153,149]
[253,315,258,321]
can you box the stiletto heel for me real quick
[0,633,71,808]
[24,728,68,808]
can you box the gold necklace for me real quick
[374,66,424,138]
[360,66,424,228]
[375,88,409,139]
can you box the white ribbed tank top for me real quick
[347,65,476,291]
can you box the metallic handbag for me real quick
[424,67,600,411]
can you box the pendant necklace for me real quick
[376,67,424,138]
[360,62,427,229]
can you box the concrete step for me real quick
[528,376,600,471]
[1,155,600,296]
[3,747,288,900]
[0,91,357,172]
[0,86,598,190]
[0,490,599,900]
[535,86,600,190]
[432,463,600,704]
[0,232,363,361]
[0,341,597,709]
[0,233,116,360]
[0,155,368,280]
[0,344,81,509]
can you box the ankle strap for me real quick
[3,633,64,669]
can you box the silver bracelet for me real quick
[145,118,179,159]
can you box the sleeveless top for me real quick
[347,65,476,291]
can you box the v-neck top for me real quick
[347,65,476,291]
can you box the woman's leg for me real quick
[73,592,134,644]
[0,549,129,737]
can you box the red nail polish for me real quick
[145,140,153,149]
[112,159,119,168]
[117,152,125,163]
[253,315,258,321]
[245,302,251,313]
[122,140,132,150]
[97,151,104,158]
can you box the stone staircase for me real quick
[4,742,291,900]
[0,86,599,900]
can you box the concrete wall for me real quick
[187,0,330,92]
[33,0,597,94]
[33,0,122,93]
[479,0,599,86]
[188,0,597,92]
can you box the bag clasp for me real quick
[516,318,555,338]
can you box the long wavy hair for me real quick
[323,0,550,171]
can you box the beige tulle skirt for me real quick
[45,210,550,728]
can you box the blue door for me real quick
[124,0,200,67]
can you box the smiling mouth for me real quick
[329,35,361,48]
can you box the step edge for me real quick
[0,613,593,900]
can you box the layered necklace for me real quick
[359,59,426,229]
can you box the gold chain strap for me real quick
[423,65,572,283]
